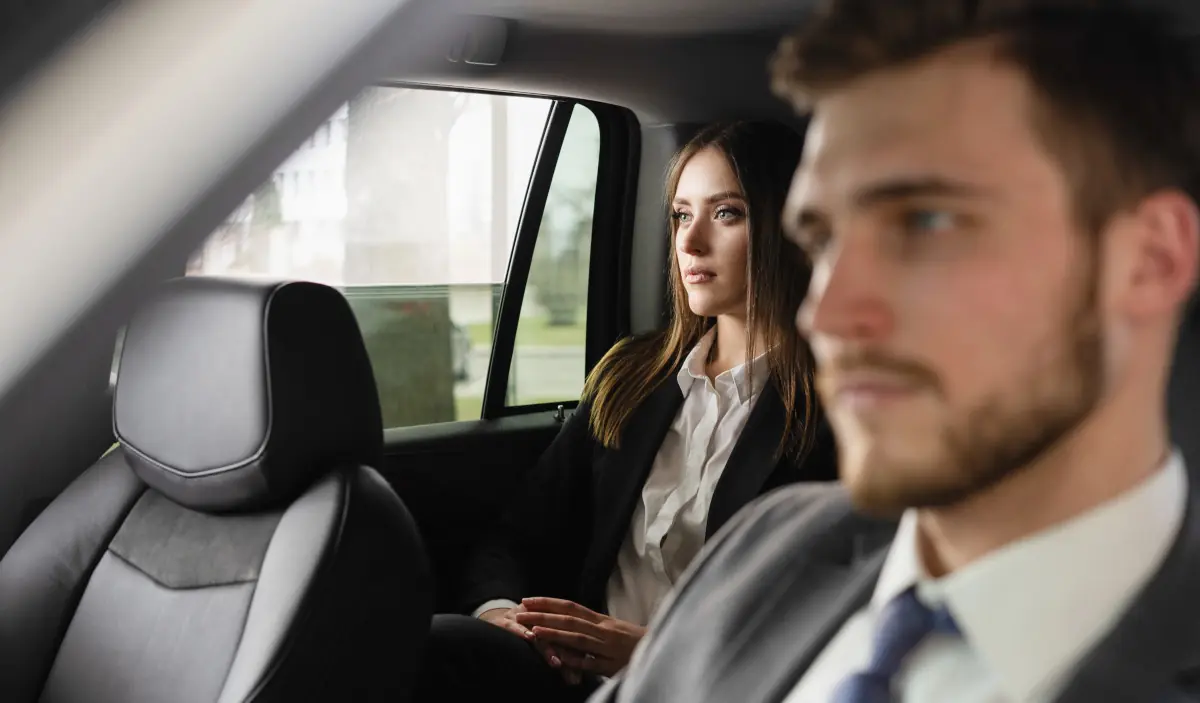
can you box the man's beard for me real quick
[821,261,1104,518]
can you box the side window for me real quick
[507,105,600,407]
[187,87,605,429]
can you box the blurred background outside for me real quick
[187,88,600,426]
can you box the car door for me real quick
[187,84,639,610]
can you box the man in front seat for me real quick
[589,1,1200,701]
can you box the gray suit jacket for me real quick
[590,483,1200,703]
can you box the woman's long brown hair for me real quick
[582,120,818,462]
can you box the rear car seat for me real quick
[0,277,431,702]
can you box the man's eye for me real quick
[903,210,955,233]
[799,229,832,256]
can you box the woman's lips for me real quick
[684,268,715,284]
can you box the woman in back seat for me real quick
[415,120,837,703]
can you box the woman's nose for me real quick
[677,220,709,256]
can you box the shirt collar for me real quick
[871,451,1187,702]
[675,328,770,403]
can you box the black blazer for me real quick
[458,372,838,616]
[591,482,1200,703]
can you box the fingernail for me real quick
[551,656,562,667]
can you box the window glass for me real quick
[187,87,558,427]
[507,105,600,406]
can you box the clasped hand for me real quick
[482,597,646,683]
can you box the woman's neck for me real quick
[706,314,754,380]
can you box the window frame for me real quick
[484,96,639,419]
[184,82,639,427]
[482,101,570,416]
[584,99,639,390]
[370,84,639,423]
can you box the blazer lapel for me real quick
[578,378,683,611]
[1054,489,1200,703]
[706,383,787,539]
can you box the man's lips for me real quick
[836,384,917,409]
[823,374,927,410]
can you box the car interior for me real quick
[2,0,1200,700]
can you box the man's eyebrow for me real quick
[851,176,993,207]
[672,190,746,205]
[784,208,825,243]
[784,175,994,237]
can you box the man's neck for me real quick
[916,395,1171,578]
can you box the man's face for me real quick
[785,43,1105,517]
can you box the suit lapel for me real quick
[686,496,895,703]
[706,383,787,539]
[760,522,893,703]
[1054,489,1200,702]
[578,378,683,611]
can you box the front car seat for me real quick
[0,277,432,702]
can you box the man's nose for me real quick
[799,236,895,344]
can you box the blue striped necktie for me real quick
[832,587,962,703]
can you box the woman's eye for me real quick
[672,210,692,224]
[715,206,744,221]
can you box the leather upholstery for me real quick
[114,277,384,513]
[0,277,431,702]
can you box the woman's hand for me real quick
[479,604,586,685]
[478,604,534,640]
[515,597,647,677]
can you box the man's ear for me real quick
[1121,189,1200,321]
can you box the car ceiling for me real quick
[392,0,818,125]
[404,0,1200,127]
[447,0,818,35]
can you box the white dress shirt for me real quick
[474,329,768,626]
[785,451,1187,703]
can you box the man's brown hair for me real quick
[771,0,1200,236]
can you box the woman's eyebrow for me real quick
[673,190,746,205]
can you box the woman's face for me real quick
[673,146,750,318]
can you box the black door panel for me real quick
[378,412,563,612]
[362,96,635,615]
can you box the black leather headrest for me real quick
[113,277,383,512]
